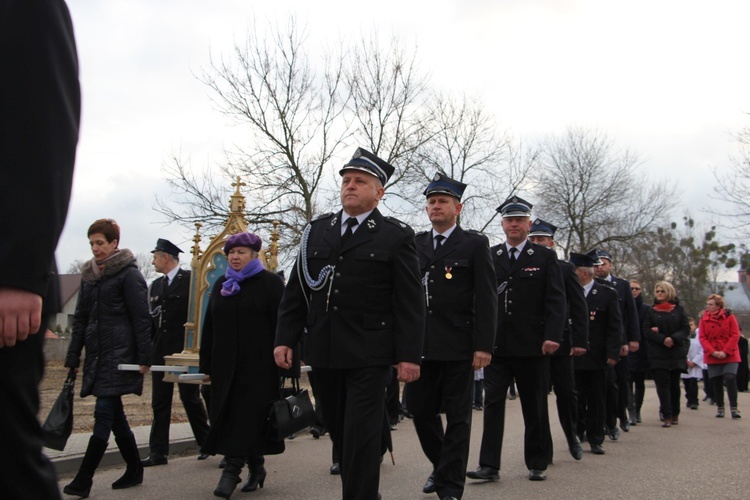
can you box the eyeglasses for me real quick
[631,287,641,291]
[655,290,666,294]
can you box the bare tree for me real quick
[532,126,677,257]
[406,91,531,235]
[67,260,85,274]
[135,253,157,282]
[156,15,352,260]
[711,125,750,235]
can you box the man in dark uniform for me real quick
[407,173,496,500]
[594,249,639,439]
[141,239,210,466]
[528,219,589,462]
[0,1,79,498]
[571,252,622,455]
[467,196,566,483]
[274,148,425,500]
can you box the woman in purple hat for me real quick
[199,232,286,498]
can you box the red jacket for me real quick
[699,309,741,365]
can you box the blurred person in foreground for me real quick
[642,281,689,427]
[699,294,742,419]
[627,279,650,424]
[199,232,287,498]
[0,0,79,497]
[64,219,152,496]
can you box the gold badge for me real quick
[445,272,453,280]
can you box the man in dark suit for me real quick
[594,249,640,439]
[141,239,210,467]
[467,196,566,483]
[0,1,79,497]
[274,148,425,500]
[571,252,622,455]
[407,173,496,500]
[528,219,589,462]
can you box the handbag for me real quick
[267,377,315,441]
[42,370,76,451]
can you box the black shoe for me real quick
[112,432,143,490]
[241,464,266,492]
[731,407,742,419]
[590,443,605,455]
[635,410,642,423]
[466,466,499,481]
[689,403,699,410]
[528,469,546,481]
[607,426,620,441]
[422,474,436,494]
[197,453,210,460]
[441,497,458,500]
[219,457,227,469]
[141,453,168,467]
[717,407,725,418]
[309,425,326,439]
[330,462,341,475]
[568,439,583,460]
[620,420,630,432]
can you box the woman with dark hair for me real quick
[699,294,742,419]
[627,279,650,424]
[200,232,286,498]
[643,281,689,428]
[64,219,152,497]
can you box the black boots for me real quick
[112,431,144,489]
[241,462,267,492]
[63,436,108,498]
[214,457,244,498]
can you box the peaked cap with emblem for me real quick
[569,252,597,268]
[496,195,533,218]
[594,248,614,262]
[586,249,604,266]
[423,172,467,201]
[339,147,395,186]
[529,218,557,238]
[152,238,183,257]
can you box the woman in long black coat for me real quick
[64,219,152,497]
[200,232,285,498]
[642,281,689,428]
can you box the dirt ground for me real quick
[39,361,192,433]
[38,361,314,433]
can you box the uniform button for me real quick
[508,311,512,315]
[370,253,375,257]
[428,295,433,300]
[338,256,344,261]
[333,289,340,294]
[381,321,386,326]
[429,280,434,284]
[335,273,341,278]
[428,310,433,315]
[508,300,512,304]
[332,306,338,311]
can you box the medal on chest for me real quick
[445,265,453,280]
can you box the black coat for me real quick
[490,241,567,357]
[601,275,640,344]
[276,209,425,369]
[643,300,689,371]
[65,250,152,398]
[149,268,190,363]
[200,271,285,457]
[415,226,497,360]
[556,259,589,356]
[574,281,622,370]
[628,295,651,372]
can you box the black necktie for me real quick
[434,234,446,250]
[342,218,359,245]
[509,246,517,265]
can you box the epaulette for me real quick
[416,230,430,237]
[384,216,412,232]
[465,229,486,237]
[594,277,617,291]
[312,212,335,223]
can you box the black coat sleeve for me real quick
[0,0,79,296]
[563,261,589,350]
[473,235,497,353]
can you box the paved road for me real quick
[55,382,750,499]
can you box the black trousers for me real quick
[0,330,61,500]
[314,366,389,500]
[605,360,629,429]
[652,368,682,419]
[547,355,579,452]
[408,360,473,499]
[629,371,647,412]
[683,378,700,407]
[149,370,210,455]
[575,369,607,445]
[479,356,551,472]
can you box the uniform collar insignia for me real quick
[330,216,338,227]
[496,248,504,255]
[592,288,598,295]
[527,248,534,255]
[367,219,377,229]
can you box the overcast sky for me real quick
[58,0,750,273]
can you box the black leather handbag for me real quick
[42,371,76,451]
[267,377,315,441]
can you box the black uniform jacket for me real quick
[490,241,566,357]
[605,275,641,345]
[575,281,623,370]
[555,260,589,356]
[149,268,190,364]
[416,227,497,360]
[276,209,425,369]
